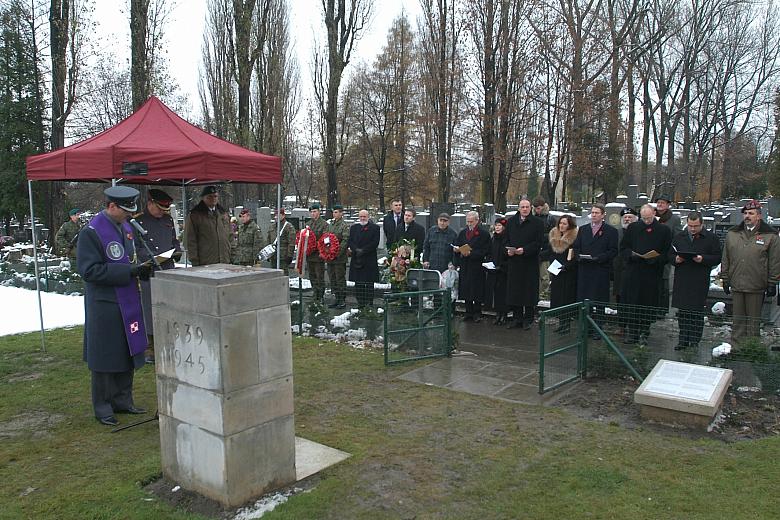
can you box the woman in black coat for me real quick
[543,215,579,333]
[489,218,509,324]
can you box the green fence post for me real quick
[383,294,389,365]
[298,276,303,334]
[581,300,590,377]
[538,311,546,394]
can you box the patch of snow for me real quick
[604,307,618,315]
[233,487,314,519]
[737,386,761,392]
[712,343,732,357]
[0,286,84,336]
[288,277,311,290]
[711,301,726,314]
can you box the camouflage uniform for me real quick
[232,220,265,266]
[267,218,296,275]
[55,219,82,270]
[307,216,329,301]
[327,217,350,307]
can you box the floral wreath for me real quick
[296,227,318,256]
[384,238,422,286]
[318,232,340,261]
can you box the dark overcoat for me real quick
[505,213,544,306]
[78,212,145,372]
[454,224,490,302]
[619,219,672,307]
[488,230,509,311]
[573,222,619,302]
[394,221,427,258]
[382,211,403,248]
[348,221,380,283]
[669,229,722,310]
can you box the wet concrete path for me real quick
[399,317,575,405]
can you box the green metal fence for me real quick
[539,300,780,394]
[384,288,453,365]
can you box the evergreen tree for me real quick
[0,1,46,232]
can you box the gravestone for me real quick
[449,213,466,235]
[152,265,296,506]
[605,202,626,229]
[634,360,732,429]
[257,206,272,236]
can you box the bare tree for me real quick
[312,0,372,209]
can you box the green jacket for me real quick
[55,219,81,259]
[232,221,265,265]
[327,218,350,263]
[721,220,780,293]
[184,201,232,266]
[307,216,329,262]
[267,219,296,260]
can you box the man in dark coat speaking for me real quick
[573,203,619,338]
[348,209,380,307]
[453,211,490,322]
[619,203,672,343]
[78,187,150,426]
[669,212,721,350]
[505,198,545,329]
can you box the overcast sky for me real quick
[92,0,421,118]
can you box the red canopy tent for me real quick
[26,96,282,184]
[24,96,284,350]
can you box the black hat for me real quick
[332,204,343,210]
[438,213,450,220]
[309,203,321,210]
[148,188,173,209]
[200,185,218,197]
[620,207,637,216]
[495,217,508,226]
[654,194,672,203]
[104,186,139,212]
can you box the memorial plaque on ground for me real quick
[634,360,732,429]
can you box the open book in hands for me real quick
[632,249,660,259]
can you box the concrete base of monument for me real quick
[634,360,732,430]
[295,436,350,481]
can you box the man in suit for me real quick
[348,209,381,307]
[394,208,426,259]
[454,211,490,322]
[573,203,619,339]
[78,186,150,426]
[670,212,722,350]
[382,199,404,250]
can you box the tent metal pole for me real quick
[276,184,281,269]
[181,181,188,267]
[27,180,46,352]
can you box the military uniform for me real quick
[232,220,265,265]
[267,218,296,274]
[327,215,350,307]
[307,215,329,301]
[134,204,181,337]
[184,200,232,265]
[78,187,147,425]
[55,218,82,270]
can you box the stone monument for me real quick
[152,265,296,506]
[634,360,732,429]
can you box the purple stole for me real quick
[89,212,148,356]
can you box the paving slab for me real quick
[295,437,350,481]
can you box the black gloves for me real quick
[767,284,777,297]
[131,263,153,281]
[722,282,730,295]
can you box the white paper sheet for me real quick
[547,259,563,276]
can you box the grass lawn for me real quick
[1,327,779,519]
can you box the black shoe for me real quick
[97,415,118,426]
[463,315,474,322]
[507,321,523,329]
[522,322,532,331]
[144,356,155,365]
[335,302,346,309]
[590,333,601,341]
[473,315,482,323]
[554,325,570,334]
[117,406,146,415]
